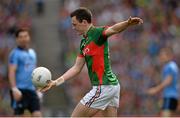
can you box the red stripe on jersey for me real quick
[78,54,84,58]
[102,26,109,39]
[83,41,105,84]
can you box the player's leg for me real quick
[32,111,42,117]
[71,102,99,117]
[161,97,178,117]
[160,110,171,117]
[28,90,42,117]
[101,84,120,117]
[72,85,103,117]
[10,89,25,116]
[102,106,117,117]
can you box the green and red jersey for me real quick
[78,26,119,86]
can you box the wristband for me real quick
[55,76,65,86]
[12,87,19,91]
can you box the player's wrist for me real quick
[55,76,65,86]
[11,87,22,95]
[11,87,19,91]
[127,20,130,27]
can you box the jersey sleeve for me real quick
[96,26,109,45]
[9,50,18,65]
[101,26,109,39]
[78,40,85,58]
[78,52,84,58]
[164,65,176,79]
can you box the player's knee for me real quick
[32,111,42,117]
[161,110,171,117]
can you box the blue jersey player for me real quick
[147,47,179,117]
[8,28,42,117]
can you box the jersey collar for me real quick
[17,46,29,51]
[83,24,94,38]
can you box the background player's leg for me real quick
[32,111,42,117]
[71,102,99,117]
[102,106,117,117]
[160,110,172,117]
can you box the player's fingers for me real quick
[37,88,42,92]
[139,18,143,24]
[40,85,51,92]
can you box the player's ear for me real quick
[82,20,88,25]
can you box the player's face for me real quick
[71,16,86,35]
[159,51,169,64]
[16,31,30,48]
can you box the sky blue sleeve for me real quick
[9,50,18,65]
[164,66,175,79]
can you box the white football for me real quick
[32,67,52,88]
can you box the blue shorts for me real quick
[162,97,178,111]
[10,89,40,115]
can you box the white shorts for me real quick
[80,84,120,110]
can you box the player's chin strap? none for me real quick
[55,76,65,86]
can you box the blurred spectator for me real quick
[35,0,45,16]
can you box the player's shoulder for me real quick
[170,61,178,69]
[28,48,37,55]
[95,26,109,33]
[9,47,21,59]
[29,48,35,52]
[91,26,106,34]
[95,26,106,30]
[166,61,179,71]
[9,47,19,55]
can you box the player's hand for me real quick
[127,16,143,26]
[40,80,56,92]
[146,87,158,96]
[12,87,22,101]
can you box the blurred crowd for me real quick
[0,0,32,115]
[0,0,180,116]
[58,0,180,116]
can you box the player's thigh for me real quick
[101,106,117,117]
[32,111,42,117]
[10,90,25,115]
[160,110,172,117]
[27,90,41,114]
[71,102,99,117]
[161,97,178,117]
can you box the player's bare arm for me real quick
[105,16,143,37]
[8,64,22,101]
[146,75,173,95]
[41,56,85,92]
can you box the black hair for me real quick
[70,7,92,23]
[15,28,30,37]
[160,47,173,55]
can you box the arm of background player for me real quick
[104,16,143,37]
[8,64,22,101]
[8,64,17,89]
[146,75,173,95]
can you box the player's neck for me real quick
[84,24,92,35]
[17,45,29,50]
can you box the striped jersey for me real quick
[78,26,119,86]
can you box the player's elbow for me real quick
[73,66,82,75]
